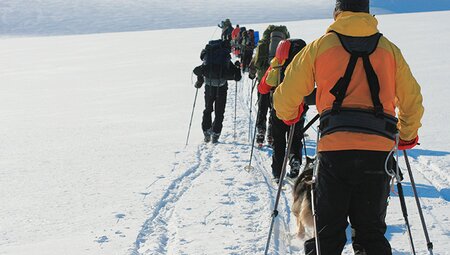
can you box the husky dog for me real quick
[292,156,315,239]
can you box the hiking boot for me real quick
[211,132,220,144]
[256,133,265,144]
[203,130,211,143]
[288,158,301,178]
[267,135,273,147]
[272,176,280,185]
[256,128,265,144]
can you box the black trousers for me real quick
[271,110,305,178]
[241,49,253,70]
[202,84,228,134]
[256,92,271,133]
[304,150,392,255]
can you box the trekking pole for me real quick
[393,134,416,255]
[185,88,199,146]
[210,26,218,40]
[264,123,296,255]
[310,126,322,255]
[397,180,416,255]
[249,79,257,142]
[403,150,434,255]
[244,106,260,172]
[234,81,238,139]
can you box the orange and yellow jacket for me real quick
[273,12,424,152]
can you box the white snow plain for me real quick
[0,3,450,255]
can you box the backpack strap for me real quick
[329,31,384,117]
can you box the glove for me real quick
[398,136,419,150]
[283,103,305,126]
[234,60,241,68]
[248,72,256,80]
[194,76,204,88]
[275,40,291,63]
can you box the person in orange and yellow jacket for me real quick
[272,0,424,254]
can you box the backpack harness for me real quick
[319,32,398,140]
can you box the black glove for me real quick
[195,76,204,88]
[234,60,241,68]
[248,72,256,80]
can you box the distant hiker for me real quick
[218,19,233,41]
[237,26,247,58]
[240,29,256,72]
[231,24,241,55]
[272,0,424,254]
[193,39,242,143]
[248,25,290,146]
[258,39,307,183]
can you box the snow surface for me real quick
[1,3,450,255]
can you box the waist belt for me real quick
[319,108,398,140]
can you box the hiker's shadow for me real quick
[404,148,450,159]
[392,182,450,202]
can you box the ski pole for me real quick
[234,81,238,139]
[185,88,199,146]
[310,127,322,255]
[390,134,416,255]
[403,150,434,255]
[249,79,257,142]
[264,123,296,255]
[397,180,416,255]
[244,105,260,172]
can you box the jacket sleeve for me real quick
[273,41,317,121]
[258,67,272,94]
[392,45,424,140]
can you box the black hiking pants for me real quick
[242,49,253,71]
[256,92,272,135]
[304,150,392,255]
[271,110,305,178]
[202,84,228,134]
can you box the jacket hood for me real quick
[327,11,379,36]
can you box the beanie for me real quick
[336,0,369,13]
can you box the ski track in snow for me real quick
[131,73,450,255]
[130,143,217,254]
[130,74,307,254]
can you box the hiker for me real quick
[240,29,256,72]
[193,39,242,143]
[248,25,290,146]
[272,0,424,254]
[218,19,233,41]
[258,39,308,182]
[231,24,241,56]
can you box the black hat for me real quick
[336,0,369,13]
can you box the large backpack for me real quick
[254,25,289,79]
[280,39,306,81]
[201,39,233,80]
[269,31,287,63]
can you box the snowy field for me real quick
[1,2,450,255]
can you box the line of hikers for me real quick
[193,0,424,254]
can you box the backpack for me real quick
[254,25,289,79]
[254,31,260,46]
[200,39,233,80]
[269,31,287,63]
[280,39,306,81]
